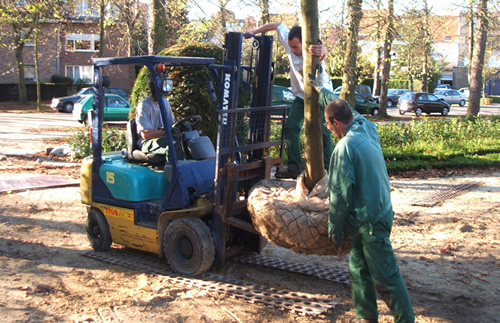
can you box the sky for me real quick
[187,0,468,21]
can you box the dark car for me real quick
[354,94,379,116]
[373,89,410,107]
[333,84,373,101]
[397,92,451,117]
[50,87,130,113]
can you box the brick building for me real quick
[0,4,135,97]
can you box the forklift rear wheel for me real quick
[164,217,215,276]
[87,210,112,251]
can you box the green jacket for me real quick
[318,89,393,245]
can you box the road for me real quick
[1,104,498,154]
[0,112,82,154]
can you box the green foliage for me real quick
[274,76,291,87]
[130,42,223,142]
[67,127,126,160]
[378,117,500,173]
[50,74,73,85]
[489,95,500,103]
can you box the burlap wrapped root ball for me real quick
[247,174,352,258]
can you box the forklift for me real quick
[81,32,288,275]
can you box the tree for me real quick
[1,0,37,103]
[301,0,324,190]
[340,0,363,107]
[467,0,489,116]
[420,0,431,92]
[112,0,147,56]
[259,0,270,26]
[393,8,427,91]
[148,0,167,54]
[371,0,383,97]
[377,0,396,114]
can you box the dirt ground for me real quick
[0,124,499,322]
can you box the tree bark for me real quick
[468,1,474,84]
[301,0,324,191]
[340,0,362,107]
[467,0,488,116]
[421,0,430,92]
[14,39,28,104]
[148,0,167,54]
[99,0,105,58]
[35,26,41,111]
[259,0,270,26]
[378,0,395,115]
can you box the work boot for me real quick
[339,317,378,323]
[275,168,302,179]
[307,73,324,94]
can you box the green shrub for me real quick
[51,74,73,86]
[489,95,500,103]
[130,42,223,142]
[378,117,500,173]
[274,76,290,87]
[68,127,126,160]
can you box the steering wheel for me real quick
[171,115,201,132]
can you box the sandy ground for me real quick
[0,146,498,322]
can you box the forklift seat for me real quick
[125,119,166,164]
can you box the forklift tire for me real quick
[86,210,112,251]
[163,217,215,276]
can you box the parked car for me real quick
[458,87,482,98]
[272,85,295,109]
[435,84,452,90]
[397,92,450,117]
[333,84,373,101]
[72,94,131,124]
[354,94,379,116]
[372,89,411,107]
[458,87,469,97]
[51,87,130,113]
[434,89,468,106]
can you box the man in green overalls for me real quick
[312,78,414,323]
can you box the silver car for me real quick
[434,89,468,106]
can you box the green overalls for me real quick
[320,89,415,323]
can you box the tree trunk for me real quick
[373,45,381,97]
[35,27,41,112]
[467,0,488,116]
[371,0,382,97]
[149,0,167,55]
[468,1,474,84]
[259,0,270,26]
[99,0,105,57]
[421,0,430,92]
[14,40,28,104]
[301,0,324,191]
[340,0,362,107]
[378,0,395,115]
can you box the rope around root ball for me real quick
[247,174,351,258]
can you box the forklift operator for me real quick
[135,81,175,157]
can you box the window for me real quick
[66,34,100,52]
[24,65,36,81]
[21,29,34,46]
[74,0,99,17]
[66,65,93,83]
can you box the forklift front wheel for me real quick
[87,209,112,251]
[163,217,215,276]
